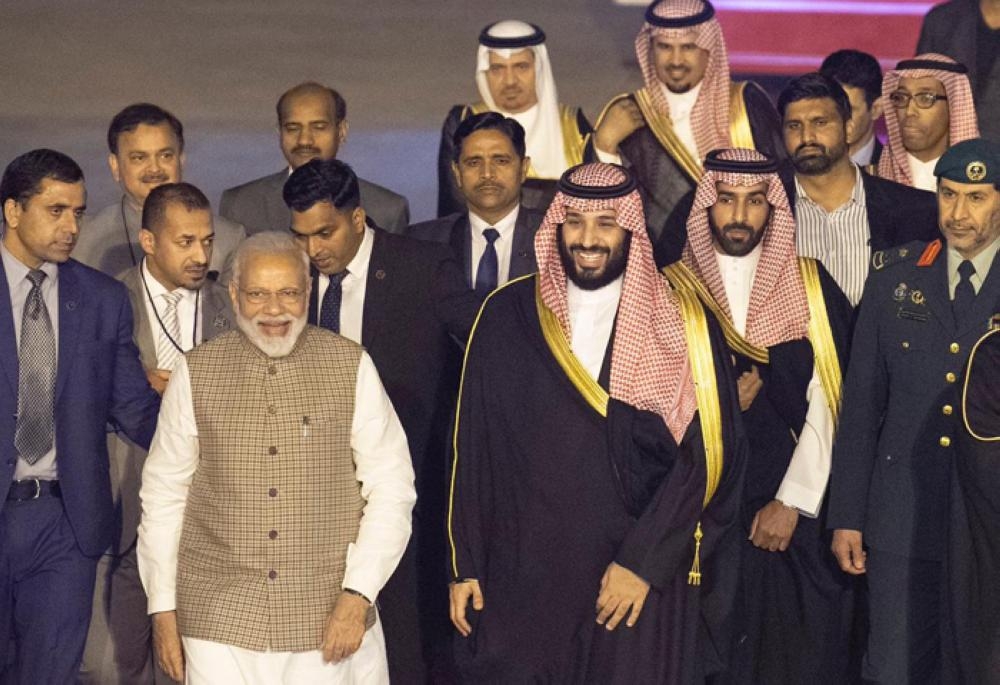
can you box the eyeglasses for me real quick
[238,288,305,304]
[888,91,948,110]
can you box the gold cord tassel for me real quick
[687,521,704,586]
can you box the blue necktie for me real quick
[953,259,977,325]
[475,228,500,299]
[319,270,348,333]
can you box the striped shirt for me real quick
[794,167,870,306]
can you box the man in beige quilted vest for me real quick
[135,231,416,684]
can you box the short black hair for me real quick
[0,149,84,210]
[276,82,347,124]
[777,72,852,124]
[107,103,185,155]
[452,112,527,164]
[283,159,360,213]
[820,49,882,107]
[142,182,211,234]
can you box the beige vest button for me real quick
[268,530,278,540]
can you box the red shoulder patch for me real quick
[917,239,942,267]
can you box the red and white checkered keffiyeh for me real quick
[536,163,697,441]
[682,148,810,347]
[635,0,731,157]
[878,53,980,187]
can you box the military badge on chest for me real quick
[895,282,929,322]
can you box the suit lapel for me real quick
[122,267,157,367]
[0,260,18,395]
[362,231,389,350]
[56,263,82,401]
[450,215,472,288]
[266,171,292,231]
[958,249,1000,337]
[200,283,233,341]
[509,207,537,279]
[862,173,893,253]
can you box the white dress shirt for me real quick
[719,249,834,517]
[3,242,60,480]
[137,349,416,613]
[141,259,199,365]
[469,205,519,288]
[566,276,623,381]
[907,153,941,192]
[314,227,374,344]
[715,244,762,335]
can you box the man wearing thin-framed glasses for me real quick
[878,54,980,192]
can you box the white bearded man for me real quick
[136,232,416,684]
[447,162,747,682]
[665,148,855,684]
[878,54,980,191]
[436,20,592,218]
[590,0,784,256]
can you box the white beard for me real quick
[236,311,307,358]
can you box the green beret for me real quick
[934,138,1000,184]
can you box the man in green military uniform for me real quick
[828,138,1000,684]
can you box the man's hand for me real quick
[449,579,484,637]
[737,366,763,411]
[595,562,650,630]
[749,500,799,551]
[594,99,646,155]
[146,368,172,396]
[321,592,369,663]
[831,529,867,575]
[151,610,185,681]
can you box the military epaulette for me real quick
[871,240,928,271]
[916,239,943,267]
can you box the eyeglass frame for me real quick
[888,91,948,110]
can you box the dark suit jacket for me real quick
[109,267,234,553]
[0,259,160,557]
[828,241,1000,560]
[406,206,543,288]
[308,229,479,494]
[789,170,942,251]
[220,170,410,235]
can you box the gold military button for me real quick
[942,405,954,416]
[939,436,952,448]
[946,372,957,383]
[902,341,910,349]
[950,342,960,354]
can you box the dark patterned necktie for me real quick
[15,270,56,464]
[475,228,501,299]
[953,259,977,325]
[319,270,348,333]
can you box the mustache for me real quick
[721,222,755,234]
[569,244,611,256]
[292,145,320,155]
[794,143,827,156]
[140,174,169,184]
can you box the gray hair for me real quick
[230,231,309,286]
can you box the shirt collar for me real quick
[794,164,866,210]
[469,204,519,239]
[1,240,59,287]
[566,273,624,308]
[850,133,877,166]
[343,226,375,280]
[947,236,1000,282]
[141,259,197,303]
[661,81,702,117]
[714,240,763,276]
